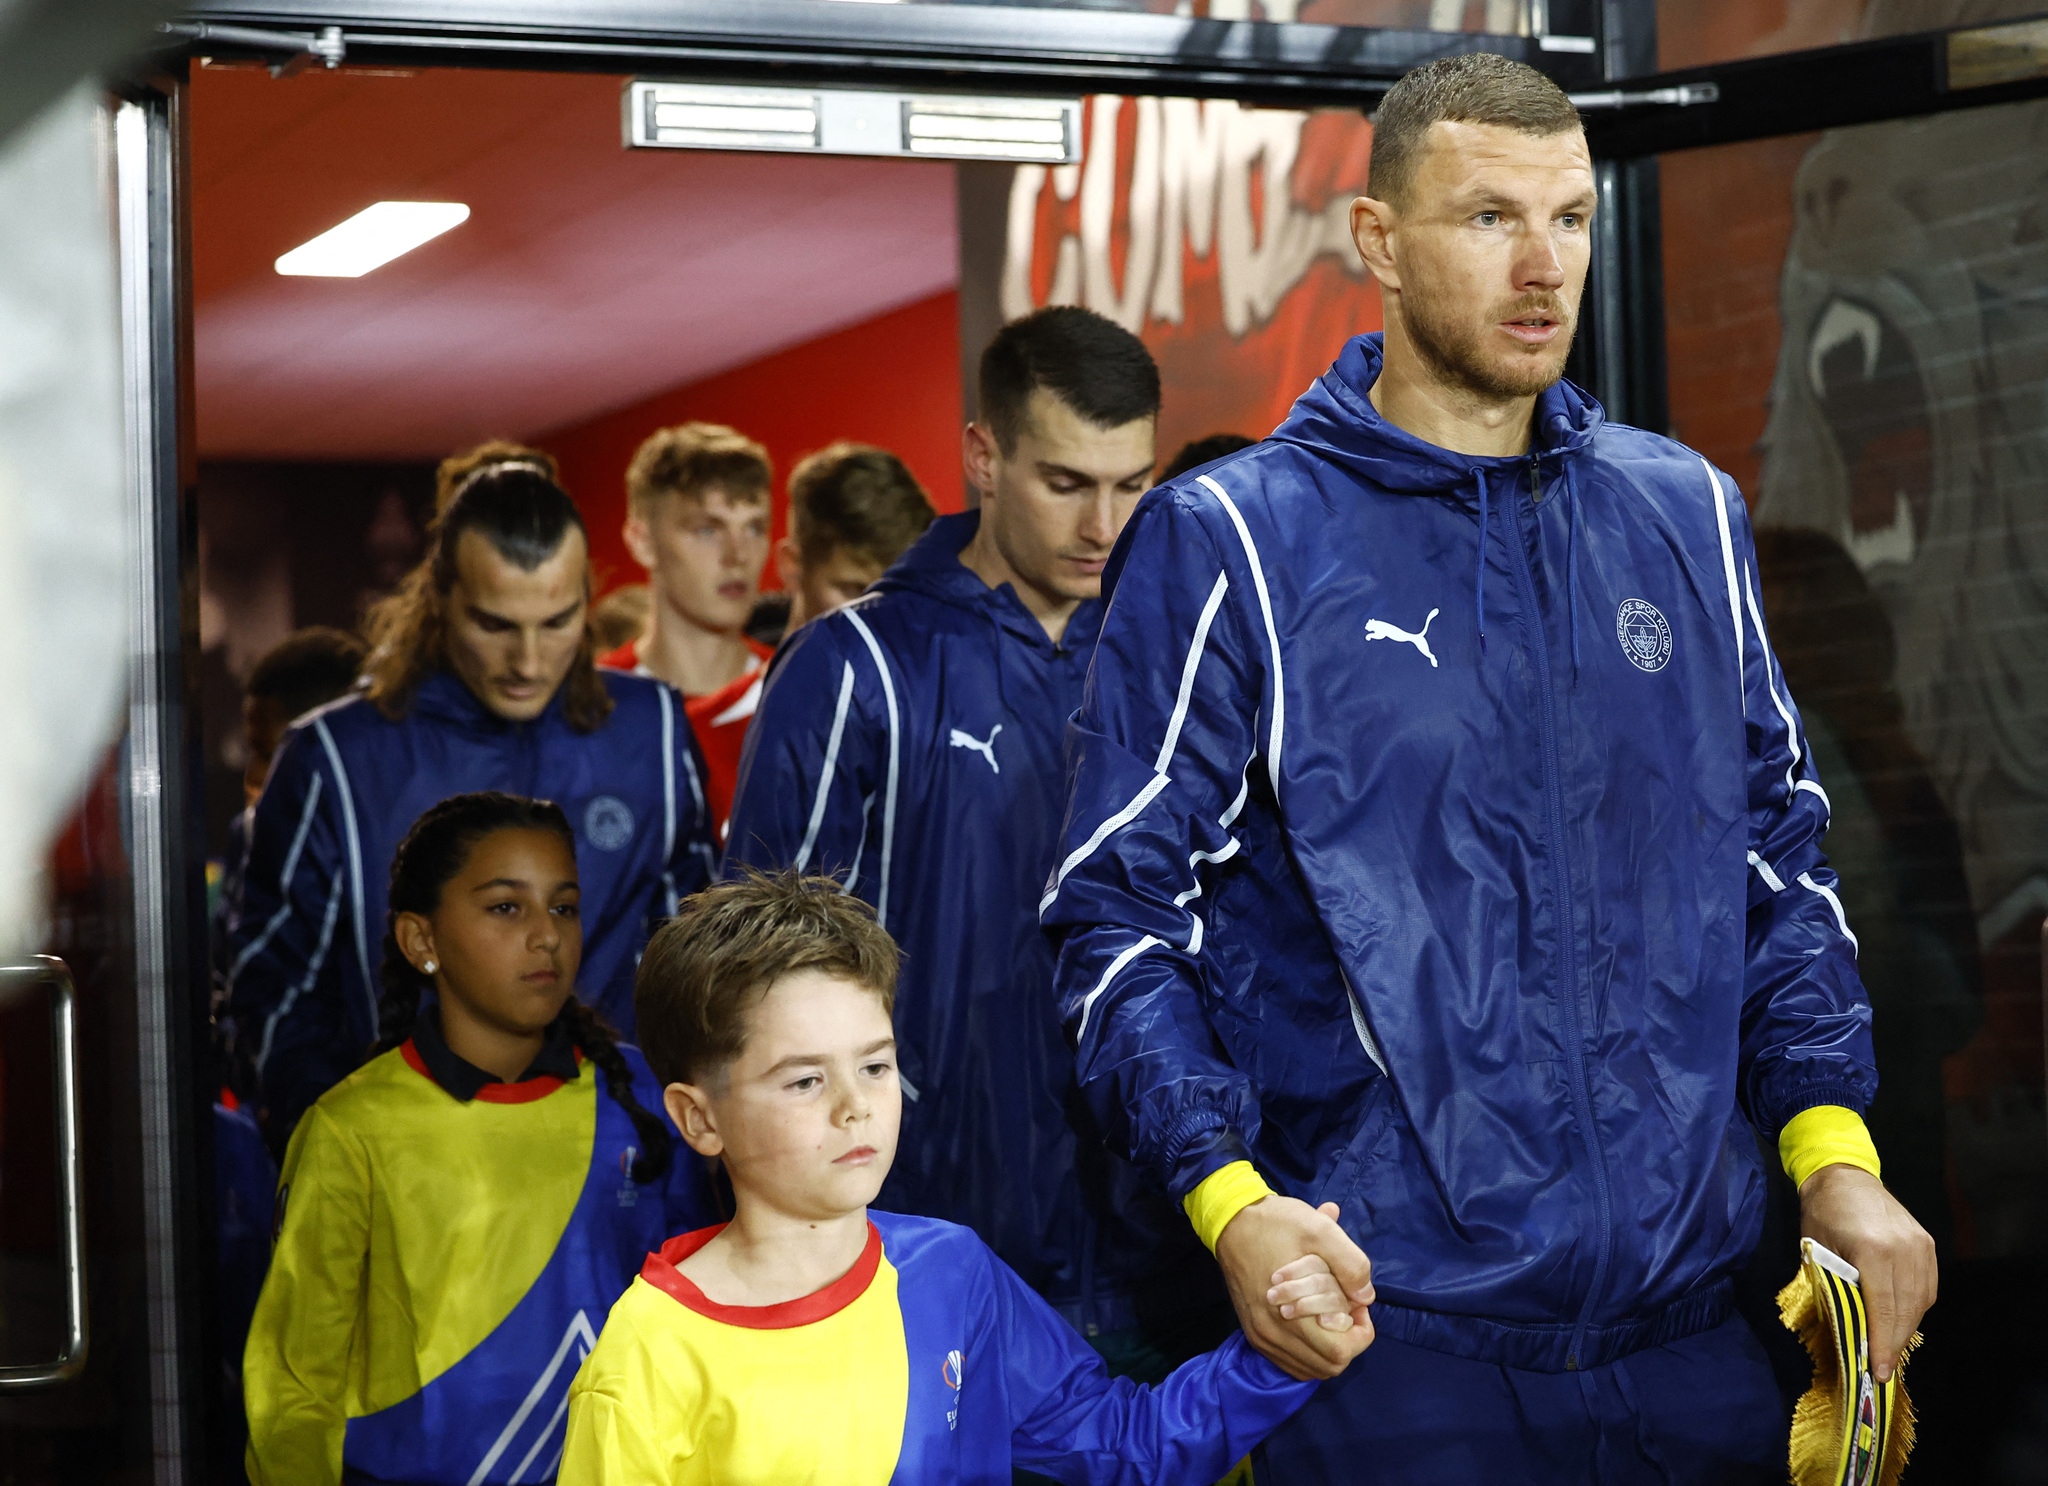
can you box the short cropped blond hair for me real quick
[625,423,771,518]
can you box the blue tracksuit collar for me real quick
[1270,332,1602,492]
[875,509,1105,654]
[409,666,567,732]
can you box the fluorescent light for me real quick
[651,102,817,136]
[275,202,471,278]
[902,102,1073,161]
[907,136,1070,161]
[906,115,1066,145]
[625,81,1079,165]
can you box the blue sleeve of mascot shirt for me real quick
[560,1212,1311,1485]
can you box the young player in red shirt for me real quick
[601,423,774,838]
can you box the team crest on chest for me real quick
[583,795,635,850]
[1616,599,1672,672]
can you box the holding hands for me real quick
[1216,1195,1376,1381]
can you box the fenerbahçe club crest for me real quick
[1616,598,1672,673]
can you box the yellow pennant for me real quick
[1777,1237,1919,1486]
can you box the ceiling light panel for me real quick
[275,201,470,278]
[626,81,1079,165]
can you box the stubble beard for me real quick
[1402,274,1577,403]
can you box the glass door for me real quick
[0,82,219,1486]
[1606,6,2048,1474]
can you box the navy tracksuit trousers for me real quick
[1255,1316,1785,1485]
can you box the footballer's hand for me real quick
[1799,1163,1937,1382]
[1217,1197,1374,1380]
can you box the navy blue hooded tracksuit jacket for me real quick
[726,512,1216,1336]
[1045,334,1877,1381]
[228,668,716,1131]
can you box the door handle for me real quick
[0,955,88,1390]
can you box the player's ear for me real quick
[394,912,437,977]
[1351,195,1401,290]
[773,534,804,593]
[664,1081,723,1157]
[622,509,657,571]
[962,420,1000,501]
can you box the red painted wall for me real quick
[541,290,964,594]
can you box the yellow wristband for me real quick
[1779,1104,1882,1189]
[1183,1159,1276,1253]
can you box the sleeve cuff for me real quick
[1183,1159,1276,1253]
[1778,1104,1882,1189]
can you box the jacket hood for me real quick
[409,665,566,732]
[873,509,1103,652]
[1269,333,1604,495]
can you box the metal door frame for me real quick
[113,69,215,1486]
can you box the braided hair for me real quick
[373,790,672,1182]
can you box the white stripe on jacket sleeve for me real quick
[228,772,325,983]
[1741,564,1803,804]
[1075,935,1163,1043]
[1155,571,1230,773]
[1702,459,1746,693]
[311,717,374,1033]
[1041,562,1230,918]
[838,609,900,931]
[1797,871,1860,954]
[796,661,858,873]
[1196,474,1285,802]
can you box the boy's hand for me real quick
[1216,1197,1375,1381]
[1267,1250,1369,1330]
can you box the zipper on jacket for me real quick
[1505,460,1615,1371]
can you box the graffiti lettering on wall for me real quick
[1001,97,1359,335]
[996,96,1381,455]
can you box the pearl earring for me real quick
[423,960,438,975]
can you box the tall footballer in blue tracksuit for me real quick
[228,465,716,1139]
[1045,55,1938,1480]
[725,309,1225,1365]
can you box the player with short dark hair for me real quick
[724,308,1225,1376]
[1046,51,1933,1480]
[228,463,715,1141]
[976,303,1162,460]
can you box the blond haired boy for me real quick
[561,874,1370,1484]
